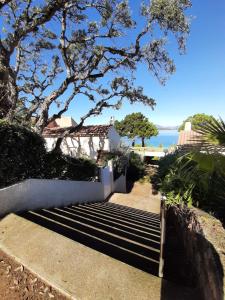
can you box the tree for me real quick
[0,0,191,144]
[115,112,158,147]
[179,113,215,131]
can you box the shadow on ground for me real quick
[18,202,161,277]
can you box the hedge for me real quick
[0,122,98,188]
[0,122,46,188]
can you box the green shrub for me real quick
[112,156,128,181]
[0,123,46,188]
[158,152,178,180]
[44,151,97,181]
[0,123,98,187]
[127,152,145,181]
[158,152,225,223]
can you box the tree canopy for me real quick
[0,0,191,138]
[115,112,158,146]
[179,113,215,131]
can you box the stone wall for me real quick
[167,206,225,300]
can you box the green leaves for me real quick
[0,123,46,188]
[178,113,215,131]
[115,113,158,146]
[196,116,225,148]
[150,0,191,52]
[159,117,225,223]
[0,123,98,188]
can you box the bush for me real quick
[0,122,46,188]
[112,156,128,181]
[158,152,225,224]
[0,122,98,187]
[158,152,178,180]
[127,152,145,181]
[44,151,97,181]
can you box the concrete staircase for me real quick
[20,202,161,276]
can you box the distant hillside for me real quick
[156,125,179,130]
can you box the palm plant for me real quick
[160,117,225,223]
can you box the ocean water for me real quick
[123,130,179,149]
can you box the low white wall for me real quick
[100,166,112,200]
[0,179,103,217]
[0,162,127,217]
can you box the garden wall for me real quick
[0,165,127,217]
[167,206,225,300]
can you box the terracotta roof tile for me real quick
[178,130,202,146]
[46,120,59,128]
[43,125,112,137]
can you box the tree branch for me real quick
[0,0,11,10]
[7,0,68,54]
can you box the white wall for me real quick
[44,126,121,160]
[0,166,127,217]
[107,127,121,151]
[100,166,112,199]
[0,179,103,217]
[45,136,110,159]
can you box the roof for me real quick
[43,125,113,138]
[177,130,202,146]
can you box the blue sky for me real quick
[71,0,224,127]
[1,1,223,126]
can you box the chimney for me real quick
[184,122,192,131]
[55,116,77,128]
[109,116,115,125]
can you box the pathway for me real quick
[109,181,161,214]
[0,182,196,299]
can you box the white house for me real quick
[43,117,121,160]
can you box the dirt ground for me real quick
[0,249,67,300]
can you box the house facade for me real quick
[43,117,121,160]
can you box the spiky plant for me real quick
[160,117,225,223]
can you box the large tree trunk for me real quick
[0,49,18,121]
[0,51,11,118]
[141,137,145,147]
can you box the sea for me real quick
[123,130,179,149]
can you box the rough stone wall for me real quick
[167,206,225,300]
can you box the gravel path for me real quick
[0,249,67,300]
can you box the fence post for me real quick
[159,194,166,278]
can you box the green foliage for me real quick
[158,152,178,179]
[97,151,128,181]
[0,123,46,188]
[44,151,97,181]
[112,155,128,181]
[158,118,225,223]
[178,113,215,131]
[0,123,98,188]
[115,113,158,147]
[195,116,225,148]
[127,152,145,182]
[160,155,196,206]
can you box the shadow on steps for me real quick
[18,202,161,277]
